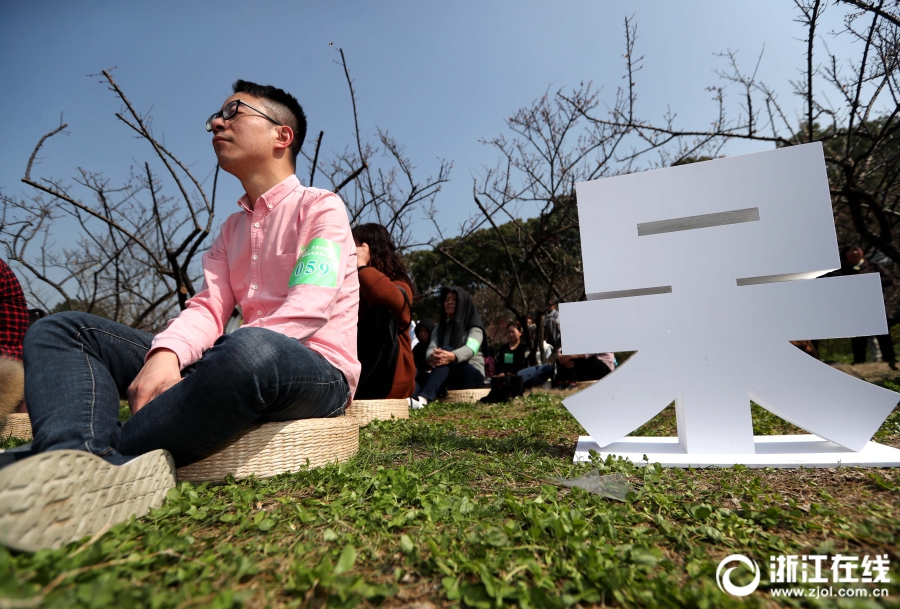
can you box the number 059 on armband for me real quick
[289,238,342,288]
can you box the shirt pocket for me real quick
[274,253,300,298]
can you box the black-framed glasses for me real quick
[206,99,283,132]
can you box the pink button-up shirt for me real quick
[150,174,361,393]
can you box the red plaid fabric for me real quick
[0,259,29,361]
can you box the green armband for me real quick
[289,238,341,288]
[465,337,481,353]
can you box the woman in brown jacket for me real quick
[352,224,416,399]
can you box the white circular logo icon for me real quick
[716,554,761,597]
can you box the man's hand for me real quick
[127,349,183,415]
[428,348,457,368]
[557,354,576,369]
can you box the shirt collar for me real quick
[236,174,301,213]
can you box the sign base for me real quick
[573,434,900,468]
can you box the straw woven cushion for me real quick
[176,417,359,483]
[344,399,409,427]
[441,388,491,403]
[0,413,32,440]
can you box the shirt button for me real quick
[257,310,263,315]
[253,222,260,228]
[267,204,272,210]
[251,284,258,290]
[252,255,258,260]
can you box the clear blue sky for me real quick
[0,1,856,244]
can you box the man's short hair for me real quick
[232,80,307,165]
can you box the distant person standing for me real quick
[828,245,896,368]
[543,303,560,350]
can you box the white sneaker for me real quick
[0,449,176,552]
[407,397,427,410]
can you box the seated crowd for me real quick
[344,226,617,407]
[216,265,614,409]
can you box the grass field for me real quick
[1,374,899,608]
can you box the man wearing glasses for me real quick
[0,81,361,551]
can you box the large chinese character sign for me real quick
[561,143,900,467]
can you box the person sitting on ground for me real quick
[495,320,553,388]
[554,347,616,387]
[411,318,435,398]
[353,223,415,400]
[0,259,28,425]
[412,286,485,404]
[0,80,361,551]
[481,321,549,403]
[494,321,530,377]
[482,321,555,403]
[827,244,896,369]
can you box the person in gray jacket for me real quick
[413,286,485,403]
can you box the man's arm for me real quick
[451,327,483,364]
[358,268,411,327]
[128,225,235,412]
[245,192,355,341]
[148,225,236,368]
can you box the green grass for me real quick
[816,339,855,365]
[1,387,899,608]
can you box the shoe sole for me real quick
[0,449,176,552]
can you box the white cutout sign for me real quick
[560,143,900,466]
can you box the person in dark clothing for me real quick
[411,318,435,405]
[27,309,46,327]
[543,304,560,350]
[414,286,486,402]
[494,321,530,375]
[353,224,416,399]
[554,347,616,387]
[494,321,553,389]
[829,245,896,367]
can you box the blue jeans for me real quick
[413,370,431,396]
[517,364,554,389]
[21,312,349,467]
[414,346,485,401]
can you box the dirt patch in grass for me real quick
[832,361,899,384]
